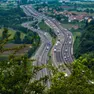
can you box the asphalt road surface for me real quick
[21,4,74,78]
[22,22,51,87]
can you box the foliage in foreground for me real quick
[0,44,94,94]
[0,34,94,94]
[74,20,94,58]
[0,36,43,94]
[48,53,94,94]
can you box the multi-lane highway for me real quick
[46,18,74,63]
[21,4,74,77]
[22,22,51,87]
[45,19,73,75]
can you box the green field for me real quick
[72,31,81,41]
[39,21,56,38]
[0,28,25,39]
[38,21,51,31]
[0,28,26,60]
[61,23,75,30]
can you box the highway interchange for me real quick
[21,4,74,86]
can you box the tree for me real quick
[0,34,44,94]
[2,28,8,40]
[0,35,94,93]
[56,15,61,21]
[23,35,33,44]
[48,54,94,94]
[85,8,89,13]
[90,9,94,14]
[14,31,21,44]
[74,20,94,58]
[21,0,27,4]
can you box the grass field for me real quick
[0,28,25,40]
[0,28,29,60]
[72,31,81,41]
[61,23,76,30]
[38,21,51,31]
[39,20,56,38]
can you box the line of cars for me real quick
[21,4,73,78]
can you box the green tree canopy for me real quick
[48,54,94,94]
[74,20,94,58]
[14,31,22,44]
[2,28,8,40]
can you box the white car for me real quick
[64,29,67,31]
[55,41,60,46]
[67,55,69,58]
[57,41,60,44]
[69,36,72,39]
[46,46,49,50]
[44,32,47,35]
[57,30,59,33]
[55,43,58,46]
[69,41,72,44]
[54,48,57,52]
[65,49,68,52]
[64,56,66,59]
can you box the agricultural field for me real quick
[0,44,31,61]
[0,28,31,60]
[61,23,76,30]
